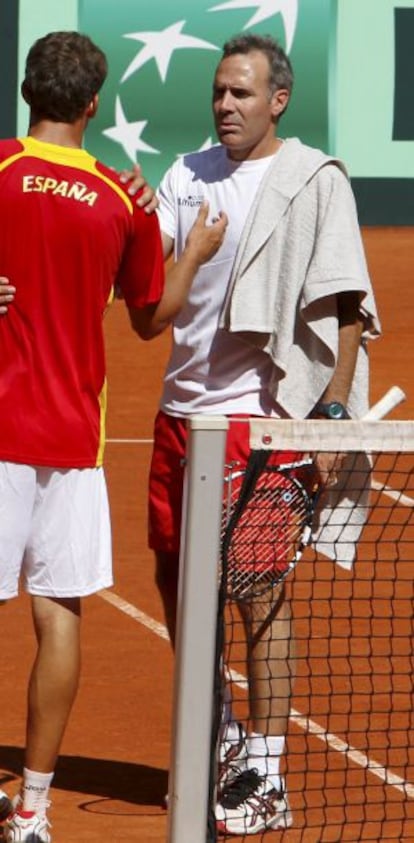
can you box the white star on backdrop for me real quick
[208,0,298,52]
[121,20,219,84]
[103,96,160,162]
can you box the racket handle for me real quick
[363,386,406,420]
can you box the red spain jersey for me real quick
[0,136,164,467]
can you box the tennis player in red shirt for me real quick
[0,30,226,842]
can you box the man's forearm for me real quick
[321,318,364,405]
[320,291,364,406]
[134,246,205,339]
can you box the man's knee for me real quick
[240,584,291,634]
[31,595,81,636]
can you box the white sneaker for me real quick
[0,789,12,822]
[5,809,51,842]
[216,768,292,835]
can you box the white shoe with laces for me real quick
[5,797,51,843]
[217,722,248,791]
[216,768,292,835]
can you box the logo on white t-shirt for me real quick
[178,194,204,207]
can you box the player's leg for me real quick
[154,551,179,645]
[216,426,295,834]
[149,410,187,648]
[7,598,80,842]
[26,594,81,774]
[7,594,82,839]
[5,466,112,842]
[216,585,294,835]
[242,583,295,740]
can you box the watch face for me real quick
[329,402,347,419]
[314,401,350,419]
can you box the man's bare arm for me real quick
[318,291,364,405]
[313,291,364,485]
[128,202,228,340]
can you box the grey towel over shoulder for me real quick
[219,137,382,568]
[219,137,381,420]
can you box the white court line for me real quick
[371,479,414,507]
[98,588,414,799]
[100,588,169,640]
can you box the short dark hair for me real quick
[22,30,108,123]
[222,33,293,97]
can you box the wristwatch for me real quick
[314,401,350,420]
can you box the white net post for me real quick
[167,415,229,843]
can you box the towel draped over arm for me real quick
[219,138,382,567]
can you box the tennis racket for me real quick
[221,386,406,601]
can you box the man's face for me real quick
[212,50,289,160]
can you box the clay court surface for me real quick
[0,227,413,842]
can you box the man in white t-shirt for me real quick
[131,33,379,836]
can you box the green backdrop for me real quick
[2,0,413,223]
[79,0,334,190]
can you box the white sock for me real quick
[21,768,54,814]
[246,733,285,789]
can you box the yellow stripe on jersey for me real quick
[0,136,134,215]
[107,285,115,307]
[96,377,108,467]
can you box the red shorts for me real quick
[148,410,298,554]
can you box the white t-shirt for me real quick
[157,144,284,418]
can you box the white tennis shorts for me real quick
[0,462,113,599]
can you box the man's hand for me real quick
[314,451,346,488]
[184,202,228,266]
[0,277,15,314]
[119,163,158,214]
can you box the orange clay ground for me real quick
[0,227,413,842]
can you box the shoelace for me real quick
[220,768,264,809]
[220,738,244,765]
[218,761,244,789]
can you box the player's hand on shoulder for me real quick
[0,277,16,314]
[119,163,159,214]
[185,201,228,265]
